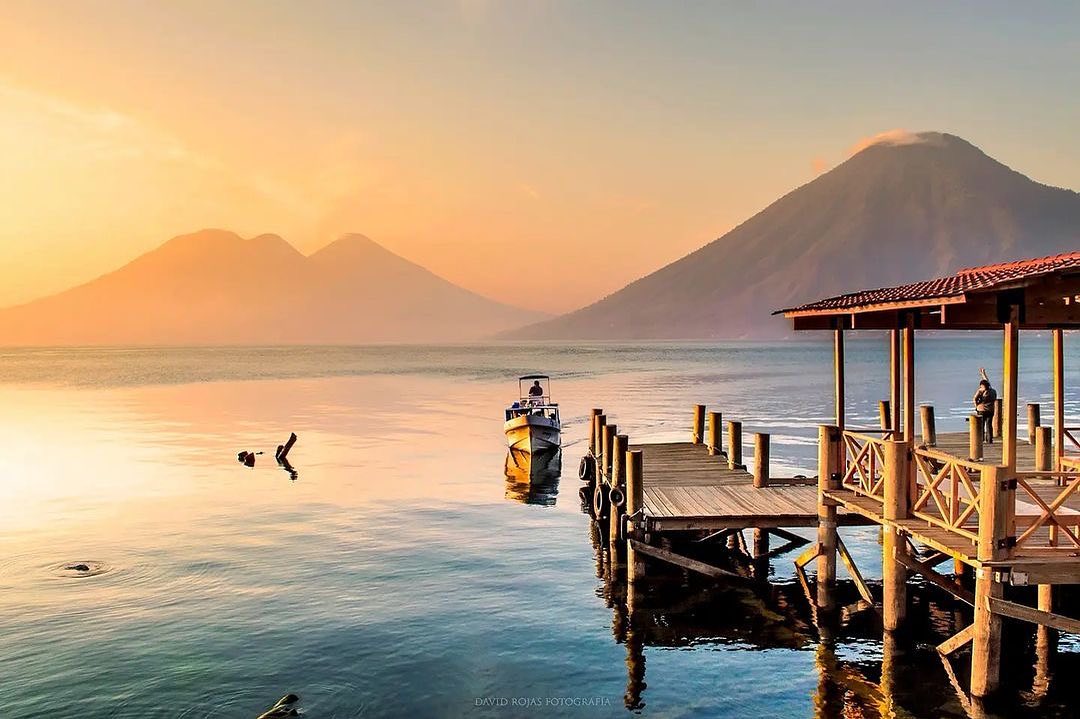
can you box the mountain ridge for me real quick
[0,230,546,345]
[504,131,1080,339]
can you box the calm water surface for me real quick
[1,339,1077,718]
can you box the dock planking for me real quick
[599,440,869,531]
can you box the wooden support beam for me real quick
[893,550,975,606]
[691,404,705,445]
[608,434,629,559]
[971,464,1013,698]
[903,319,915,442]
[836,536,874,605]
[882,439,910,630]
[937,624,975,656]
[595,414,606,462]
[603,423,617,478]
[768,527,810,546]
[890,329,902,435]
[1003,305,1020,471]
[988,596,1080,635]
[707,411,722,456]
[753,433,770,488]
[1053,329,1064,467]
[628,539,746,580]
[920,405,937,446]
[817,424,841,611]
[794,542,821,569]
[835,328,845,429]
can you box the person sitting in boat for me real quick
[528,380,545,401]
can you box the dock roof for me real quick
[777,250,1080,330]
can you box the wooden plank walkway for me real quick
[609,441,870,531]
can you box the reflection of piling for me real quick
[624,585,646,711]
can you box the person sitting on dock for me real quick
[973,368,997,444]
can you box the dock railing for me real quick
[911,446,987,545]
[840,430,892,504]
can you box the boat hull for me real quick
[504,414,561,453]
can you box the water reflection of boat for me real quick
[503,375,561,453]
[504,448,561,506]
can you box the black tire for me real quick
[609,486,626,508]
[578,454,596,482]
[592,482,610,519]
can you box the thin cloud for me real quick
[848,129,925,156]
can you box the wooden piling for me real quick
[816,425,841,611]
[588,408,602,454]
[969,414,983,461]
[595,414,607,461]
[1035,426,1053,472]
[920,405,936,446]
[879,400,891,432]
[881,440,910,631]
[603,423,617,478]
[1027,403,1041,446]
[626,450,644,583]
[692,404,706,445]
[609,434,629,560]
[707,411,722,456]
[971,465,1012,698]
[753,433,770,488]
[727,421,742,470]
[992,398,1003,439]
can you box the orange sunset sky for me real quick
[1,1,1078,312]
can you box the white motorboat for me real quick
[504,374,561,454]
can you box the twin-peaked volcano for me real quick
[0,230,545,344]
[506,132,1080,338]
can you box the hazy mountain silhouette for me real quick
[506,132,1080,339]
[0,230,546,344]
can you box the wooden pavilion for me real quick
[778,250,1080,700]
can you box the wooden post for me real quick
[882,439,910,631]
[1003,306,1020,471]
[969,414,984,461]
[879,400,892,432]
[626,450,644,583]
[707,411,722,456]
[691,404,706,445]
[971,465,1012,697]
[588,408,602,454]
[1035,427,1053,471]
[889,329,902,435]
[609,434,629,559]
[1053,329,1064,469]
[902,319,915,442]
[595,414,607,461]
[920,405,936,446]
[753,433,770,488]
[1027,403,1041,446]
[817,425,841,611]
[603,423,617,478]
[993,398,1003,439]
[835,328,845,429]
[727,421,743,470]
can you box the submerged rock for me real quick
[256,694,300,718]
[65,563,91,572]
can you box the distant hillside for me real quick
[0,230,546,345]
[506,132,1080,339]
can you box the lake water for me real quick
[1,338,1078,718]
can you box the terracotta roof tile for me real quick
[777,250,1080,315]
